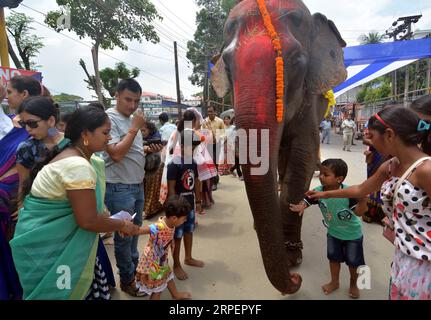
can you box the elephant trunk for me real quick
[232,36,301,293]
[235,104,301,294]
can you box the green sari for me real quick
[10,156,105,300]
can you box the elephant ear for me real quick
[307,13,347,94]
[211,54,230,98]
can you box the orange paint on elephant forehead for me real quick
[233,35,277,125]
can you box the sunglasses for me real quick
[18,119,43,129]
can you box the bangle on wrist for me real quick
[128,127,138,135]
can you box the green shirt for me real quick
[312,185,362,240]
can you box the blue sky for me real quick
[5,0,431,100]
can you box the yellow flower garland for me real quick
[323,90,336,118]
[256,0,284,123]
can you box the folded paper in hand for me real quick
[110,211,137,221]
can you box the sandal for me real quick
[120,280,147,297]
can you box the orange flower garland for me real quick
[257,0,284,123]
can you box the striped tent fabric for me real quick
[334,38,431,98]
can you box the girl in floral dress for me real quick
[306,106,431,300]
[135,195,192,300]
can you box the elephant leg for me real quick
[279,101,322,267]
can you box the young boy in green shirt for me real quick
[290,159,367,299]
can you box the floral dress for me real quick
[381,159,431,300]
[135,217,175,294]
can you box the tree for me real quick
[187,0,236,88]
[6,11,44,70]
[100,62,140,98]
[79,60,140,102]
[45,0,161,103]
[79,58,97,98]
[358,32,384,45]
[53,93,83,103]
[356,77,391,104]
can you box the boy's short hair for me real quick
[159,112,169,123]
[321,159,348,178]
[88,101,105,111]
[165,195,191,217]
[60,112,73,124]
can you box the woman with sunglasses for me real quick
[15,97,68,211]
[16,99,117,298]
[306,106,431,300]
[0,76,43,300]
[10,106,140,300]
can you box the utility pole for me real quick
[174,41,182,118]
[203,60,209,117]
[0,1,24,67]
[427,59,431,94]
[0,8,10,67]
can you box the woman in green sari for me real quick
[10,106,139,300]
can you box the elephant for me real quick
[211,0,347,294]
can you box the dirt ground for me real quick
[108,131,394,300]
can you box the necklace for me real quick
[74,146,91,162]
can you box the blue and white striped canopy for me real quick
[334,38,431,98]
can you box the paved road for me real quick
[108,130,394,300]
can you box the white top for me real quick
[341,119,355,133]
[0,107,13,140]
[31,156,96,200]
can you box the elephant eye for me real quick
[330,50,336,59]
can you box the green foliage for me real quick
[356,76,391,103]
[44,0,161,50]
[100,62,140,98]
[53,93,83,103]
[187,0,237,87]
[358,32,384,45]
[6,11,44,70]
[45,0,161,101]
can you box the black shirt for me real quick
[167,156,198,207]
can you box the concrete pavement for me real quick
[108,130,394,300]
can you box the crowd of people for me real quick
[1,74,431,300]
[0,76,241,300]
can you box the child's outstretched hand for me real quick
[305,190,327,200]
[289,201,307,216]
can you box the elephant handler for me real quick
[202,106,225,191]
[342,114,355,152]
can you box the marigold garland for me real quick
[256,0,284,123]
[323,90,336,118]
